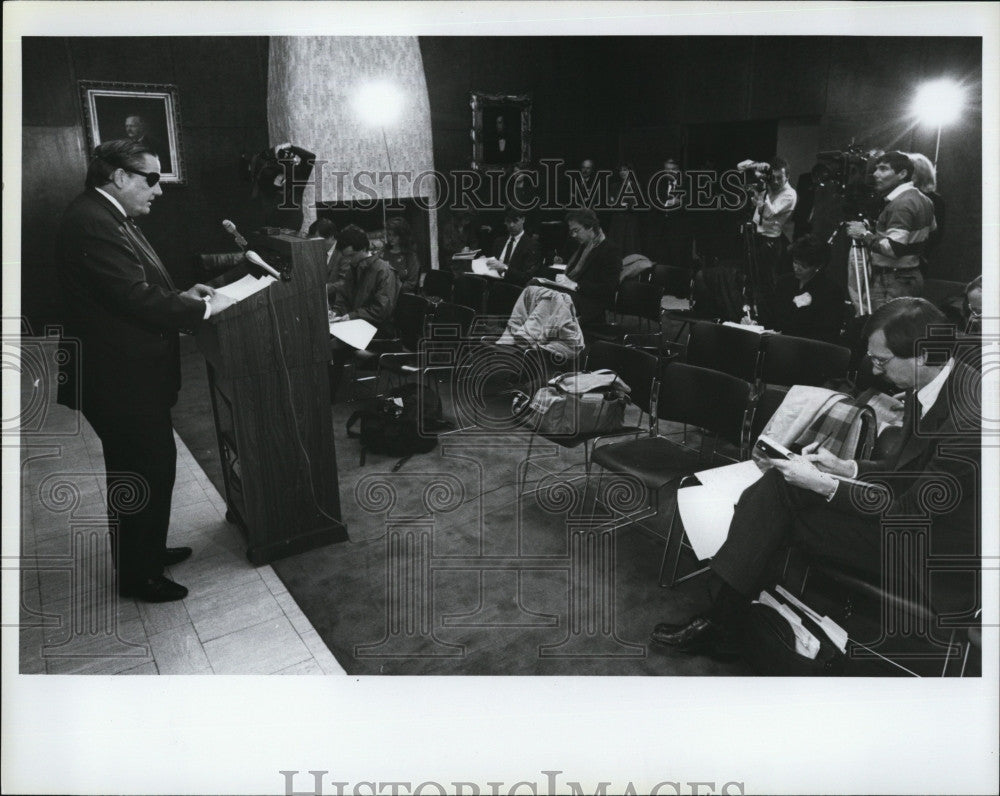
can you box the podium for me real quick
[196,232,347,564]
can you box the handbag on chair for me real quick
[521,369,631,437]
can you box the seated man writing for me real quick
[650,297,980,656]
[483,207,543,286]
[327,224,399,401]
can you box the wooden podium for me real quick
[196,232,347,564]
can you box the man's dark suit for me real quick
[490,232,542,287]
[566,237,623,324]
[711,361,981,608]
[57,188,206,589]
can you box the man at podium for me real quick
[56,139,236,603]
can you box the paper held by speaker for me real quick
[214,273,277,303]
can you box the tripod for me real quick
[740,220,763,323]
[849,238,873,316]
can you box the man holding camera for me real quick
[749,157,798,293]
[845,151,936,310]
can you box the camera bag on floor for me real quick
[346,384,450,471]
[521,369,631,437]
[742,586,848,676]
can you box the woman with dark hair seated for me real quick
[383,216,421,294]
[550,208,622,326]
[765,233,847,344]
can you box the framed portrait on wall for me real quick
[79,81,185,184]
[470,91,531,171]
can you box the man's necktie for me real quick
[501,237,514,265]
[123,218,175,289]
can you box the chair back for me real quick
[486,280,523,319]
[615,280,664,324]
[393,292,431,351]
[453,274,489,314]
[659,361,753,450]
[651,263,691,298]
[749,384,790,443]
[586,341,659,419]
[686,320,761,383]
[759,333,851,388]
[422,269,454,301]
[428,301,475,339]
[194,252,245,282]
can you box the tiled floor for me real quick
[16,378,345,676]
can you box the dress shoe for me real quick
[119,575,189,603]
[649,616,721,653]
[163,546,193,566]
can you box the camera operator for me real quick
[844,151,935,310]
[748,156,797,278]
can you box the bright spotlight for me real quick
[911,79,965,127]
[354,80,404,127]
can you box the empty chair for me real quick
[650,262,691,298]
[758,333,851,389]
[453,274,489,314]
[485,280,523,320]
[379,301,476,395]
[589,361,755,585]
[685,320,762,384]
[422,269,454,302]
[585,281,666,345]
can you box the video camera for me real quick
[811,144,882,206]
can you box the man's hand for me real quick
[329,313,349,323]
[845,221,868,240]
[183,283,216,300]
[551,255,564,265]
[772,456,837,498]
[207,293,236,316]
[799,441,856,477]
[485,257,506,273]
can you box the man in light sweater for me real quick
[846,151,936,311]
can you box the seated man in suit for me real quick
[549,208,622,326]
[651,297,980,656]
[327,225,400,401]
[484,207,542,286]
[765,233,847,344]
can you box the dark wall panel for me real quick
[421,34,982,282]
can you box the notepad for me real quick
[330,318,377,350]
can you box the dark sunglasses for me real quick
[123,167,161,187]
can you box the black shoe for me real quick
[163,546,193,566]
[119,575,189,603]
[649,616,720,653]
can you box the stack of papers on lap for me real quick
[330,318,377,350]
[676,459,764,560]
[214,274,276,302]
[471,258,503,278]
[550,263,568,271]
[451,249,481,259]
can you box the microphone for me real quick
[222,219,249,250]
[246,249,284,281]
